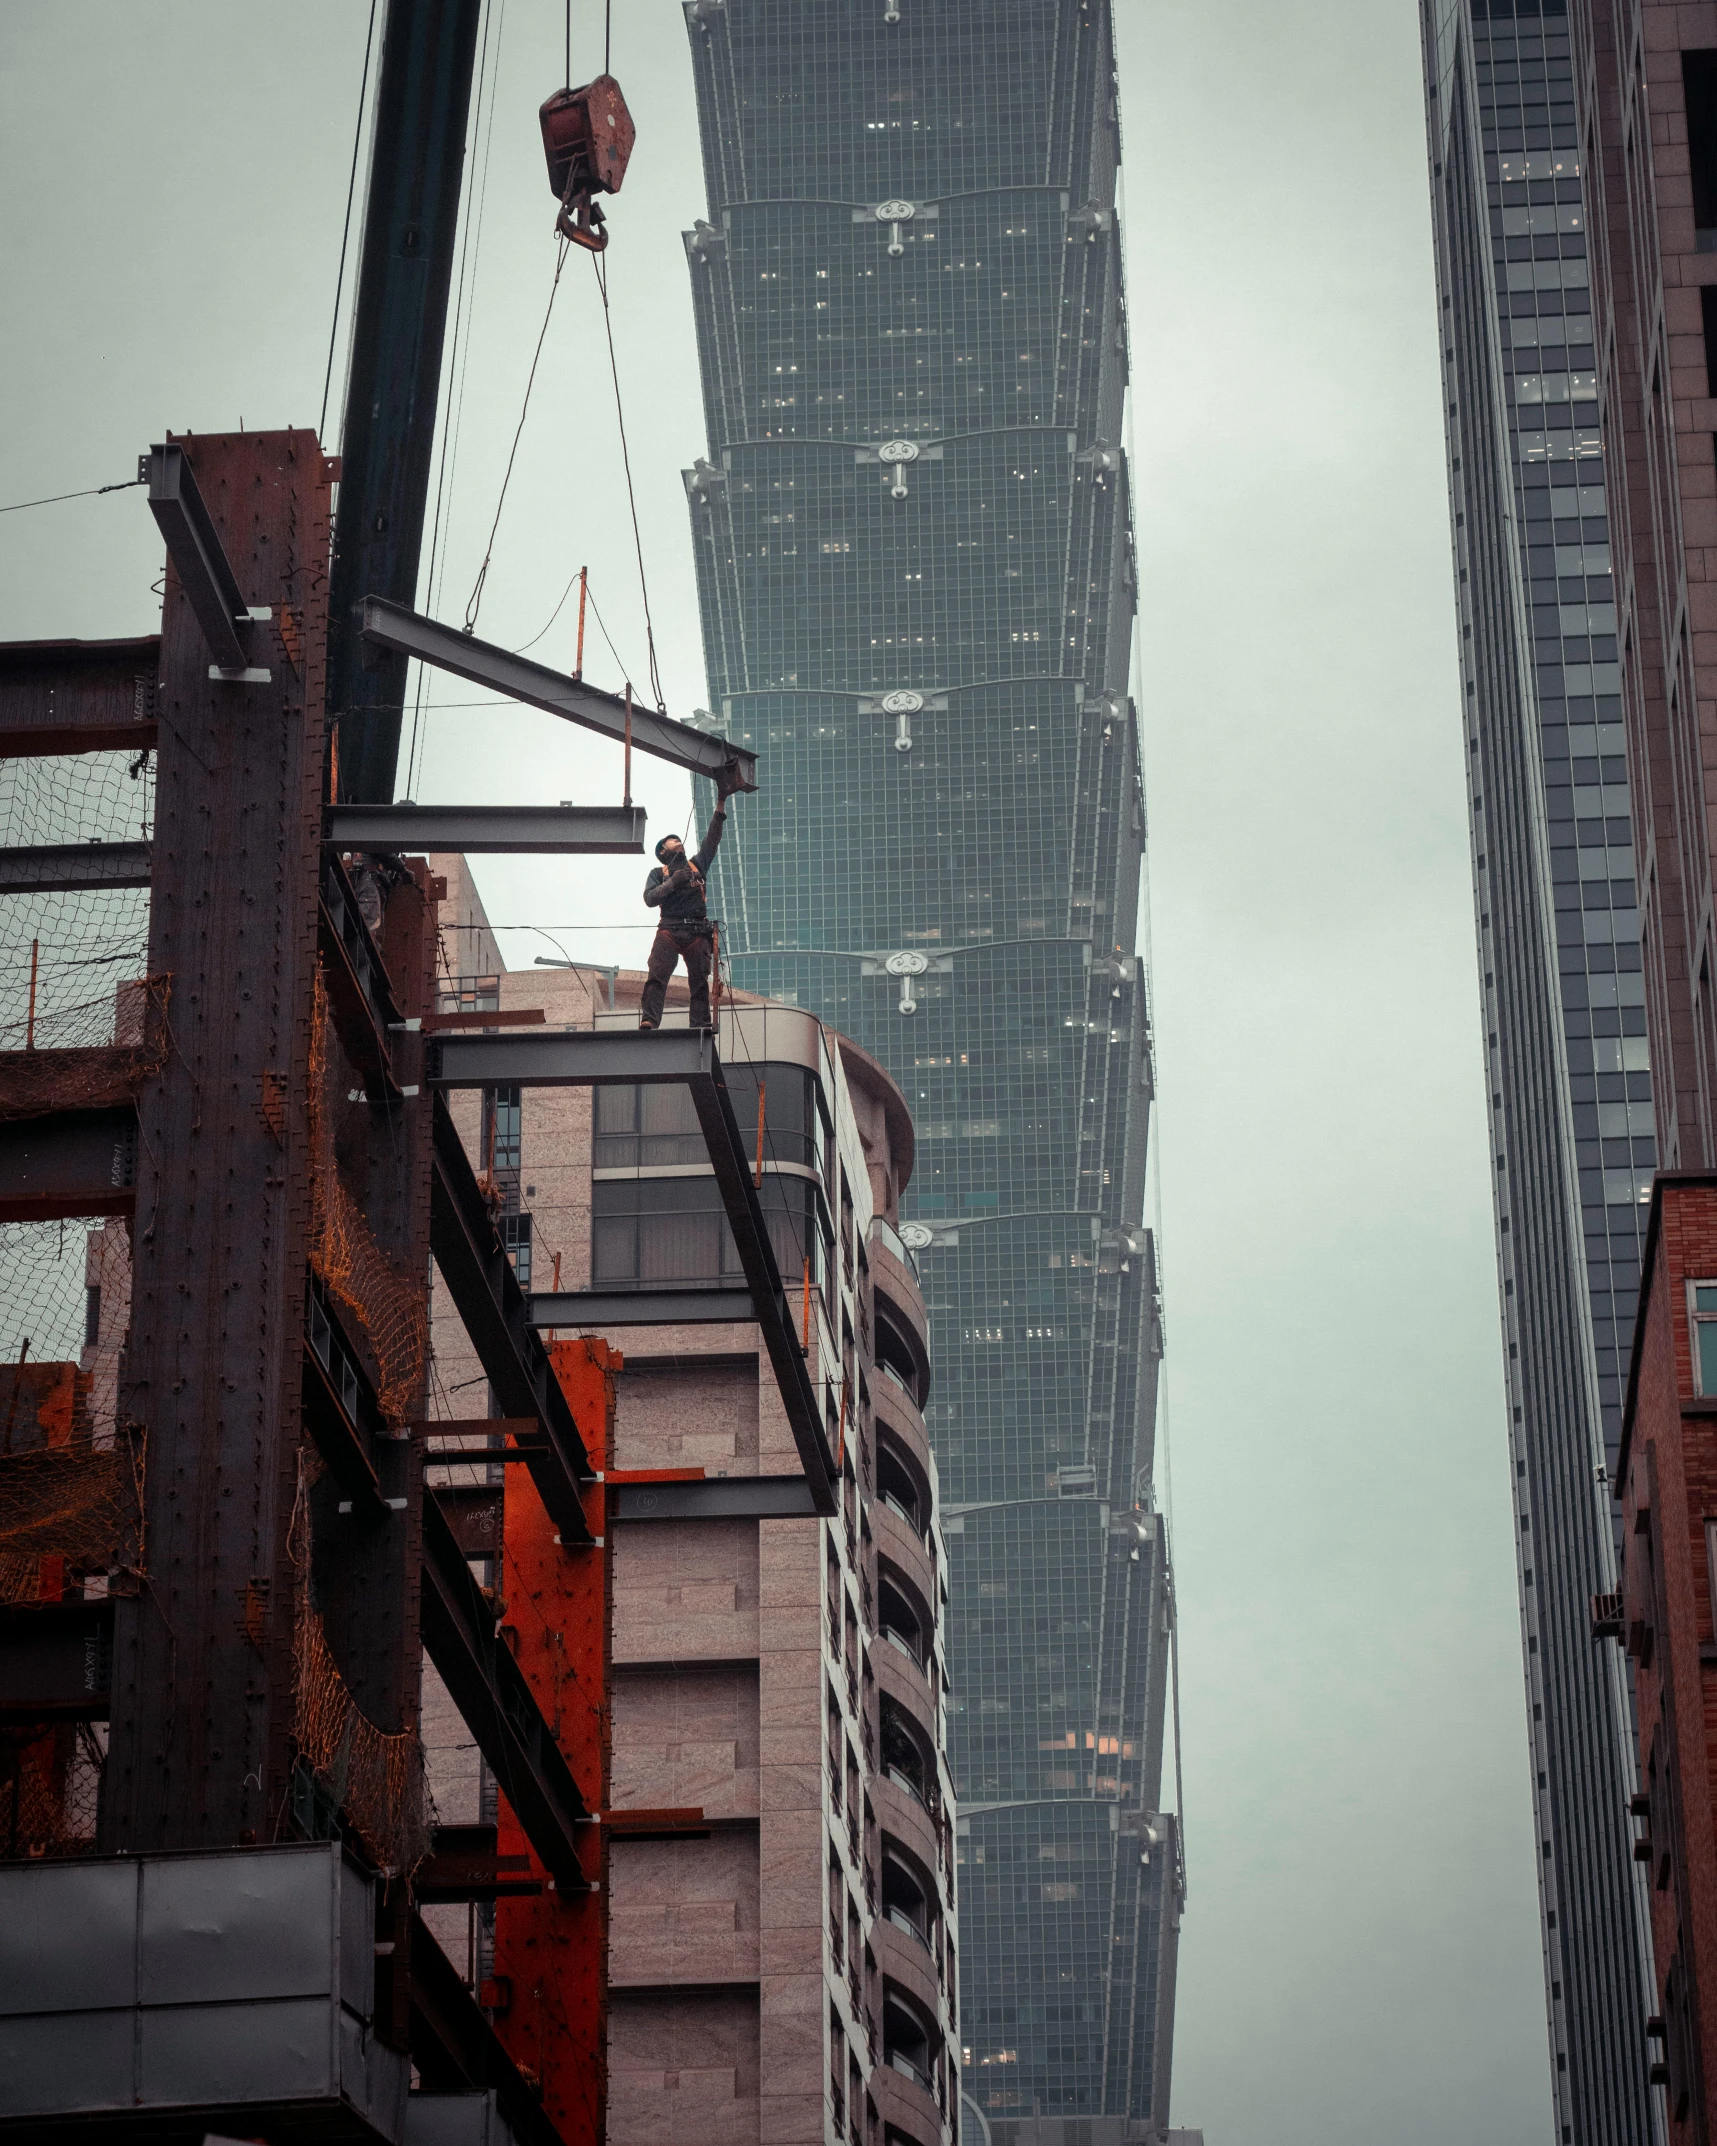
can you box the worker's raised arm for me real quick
[691,761,745,872]
[692,804,727,874]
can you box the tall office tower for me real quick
[1419,5,1660,2143]
[679,3,1180,2135]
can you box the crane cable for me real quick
[589,252,666,712]
[463,233,573,637]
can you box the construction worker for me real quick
[638,767,742,1030]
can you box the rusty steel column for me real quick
[493,1336,615,2138]
[102,430,334,1851]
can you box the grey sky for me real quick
[0,4,1551,2141]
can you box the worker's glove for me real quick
[715,759,744,801]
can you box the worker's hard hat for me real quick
[655,834,683,860]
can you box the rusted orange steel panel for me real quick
[493,1336,617,2142]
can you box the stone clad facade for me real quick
[424,855,958,2146]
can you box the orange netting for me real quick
[306,981,427,1428]
[289,1453,431,1874]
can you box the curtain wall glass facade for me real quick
[680,0,1179,2125]
[1421,4,1658,2142]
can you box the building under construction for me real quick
[0,7,957,2143]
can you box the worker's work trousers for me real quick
[641,925,715,1029]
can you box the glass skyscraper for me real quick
[679,0,1181,2128]
[1420,3,1659,2140]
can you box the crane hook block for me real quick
[540,75,636,253]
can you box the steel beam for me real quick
[609,1475,822,1522]
[429,1094,594,1543]
[431,1030,837,1513]
[143,443,255,670]
[433,1025,715,1090]
[408,1910,565,2146]
[529,1285,757,1328]
[0,842,151,895]
[327,801,646,853]
[0,635,159,758]
[0,1601,113,1722]
[361,597,758,791]
[419,1490,589,1895]
[0,1106,136,1221]
[326,0,485,802]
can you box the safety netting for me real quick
[0,1212,137,1860]
[0,750,154,1054]
[306,978,428,1429]
[290,1451,432,1876]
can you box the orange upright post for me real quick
[492,1336,618,2142]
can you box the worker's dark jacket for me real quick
[643,808,726,927]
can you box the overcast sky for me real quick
[0,3,1550,2141]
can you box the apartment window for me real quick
[1705,1519,1717,1640]
[481,1085,522,1175]
[1691,1282,1717,1393]
[1684,51,1717,246]
[1702,288,1717,397]
[500,1213,532,1292]
[593,1172,827,1294]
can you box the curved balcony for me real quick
[874,1983,947,2146]
[869,1227,928,1342]
[873,1366,931,1474]
[873,2062,943,2146]
[872,1751,943,1885]
[875,1627,937,1751]
[874,1496,937,1619]
[875,1935,944,2053]
[874,1281,931,1411]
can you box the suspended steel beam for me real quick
[360,597,758,791]
[430,1029,836,1513]
[143,443,262,673]
[327,0,485,801]
[0,842,151,895]
[326,802,646,853]
[529,1285,757,1328]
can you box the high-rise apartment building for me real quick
[1419,4,1660,2141]
[678,2,1179,2131]
[424,861,960,2146]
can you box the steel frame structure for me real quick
[0,427,818,2146]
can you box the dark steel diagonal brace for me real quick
[428,1028,838,1514]
[428,1093,595,1543]
[142,443,257,672]
[419,1490,589,1893]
